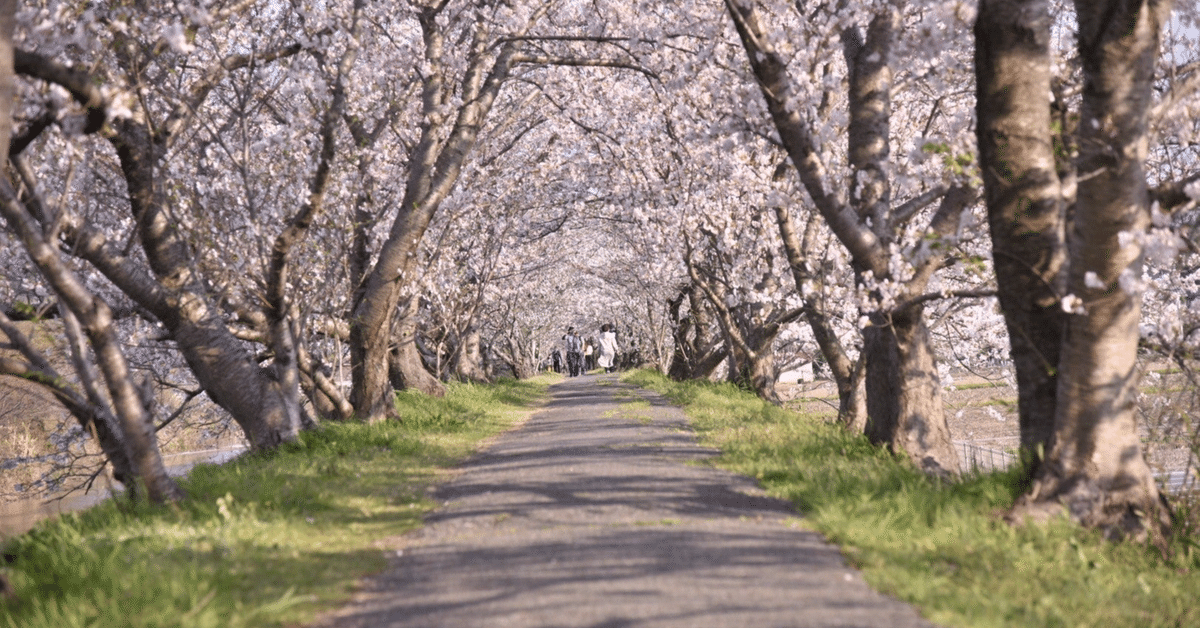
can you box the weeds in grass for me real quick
[0,377,549,628]
[624,369,1199,628]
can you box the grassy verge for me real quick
[0,376,551,628]
[624,370,1199,628]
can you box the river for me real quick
[0,445,248,538]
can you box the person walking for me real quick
[583,340,596,372]
[563,327,583,377]
[551,348,563,374]
[597,323,619,374]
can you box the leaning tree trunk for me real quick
[0,179,182,503]
[1013,0,1171,538]
[773,203,866,428]
[726,0,959,473]
[975,0,1067,468]
[0,27,178,499]
[350,12,519,421]
[12,43,308,453]
[109,122,300,450]
[0,313,139,491]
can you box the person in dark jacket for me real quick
[563,327,583,376]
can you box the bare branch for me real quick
[894,288,997,313]
[891,185,948,228]
[1151,171,1200,214]
[511,53,659,80]
[13,49,107,133]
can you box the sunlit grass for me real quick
[624,369,1200,628]
[0,377,550,628]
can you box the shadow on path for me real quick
[312,374,939,628]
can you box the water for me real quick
[0,445,247,538]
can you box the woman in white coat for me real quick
[597,324,619,373]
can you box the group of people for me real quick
[556,324,619,377]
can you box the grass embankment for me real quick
[0,377,550,628]
[624,370,1199,628]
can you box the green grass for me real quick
[623,369,1200,628]
[952,381,1007,391]
[0,377,550,628]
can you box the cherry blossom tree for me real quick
[976,0,1200,536]
[723,0,991,474]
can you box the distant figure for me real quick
[551,348,563,374]
[563,327,584,377]
[597,323,619,374]
[584,340,596,372]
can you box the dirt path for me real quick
[312,374,939,628]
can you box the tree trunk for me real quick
[387,296,445,398]
[0,314,138,491]
[11,48,307,453]
[0,179,182,503]
[108,122,300,450]
[454,325,490,383]
[297,340,354,421]
[349,14,518,421]
[726,0,959,473]
[746,338,781,405]
[1013,0,1171,538]
[974,0,1067,467]
[864,308,960,476]
[772,204,865,427]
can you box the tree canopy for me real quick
[1,0,1198,536]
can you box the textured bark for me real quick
[726,0,959,473]
[454,326,490,383]
[729,332,781,404]
[843,12,896,241]
[863,309,958,476]
[109,123,300,450]
[1012,0,1172,537]
[388,296,445,399]
[975,0,1067,465]
[667,286,728,381]
[351,11,518,420]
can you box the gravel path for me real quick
[313,374,939,628]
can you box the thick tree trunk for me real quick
[863,308,960,476]
[668,286,728,381]
[746,343,780,405]
[975,0,1067,465]
[388,296,445,398]
[1013,0,1171,538]
[454,325,490,383]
